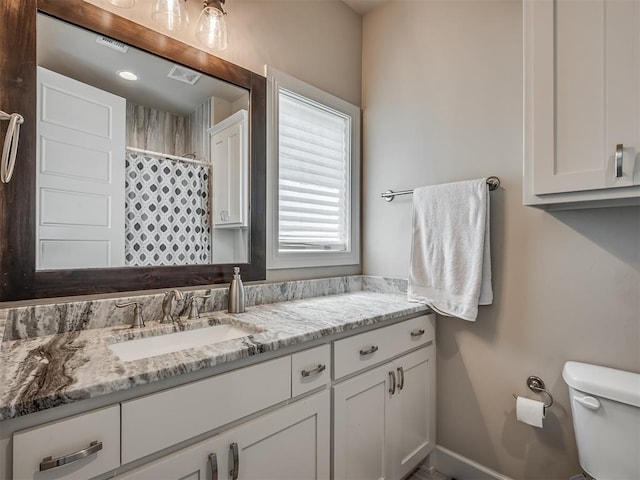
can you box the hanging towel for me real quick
[408,178,492,321]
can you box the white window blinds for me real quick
[278,89,351,252]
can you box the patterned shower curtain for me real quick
[124,152,211,266]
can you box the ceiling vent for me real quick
[95,35,129,53]
[167,65,202,86]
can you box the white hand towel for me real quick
[408,178,492,321]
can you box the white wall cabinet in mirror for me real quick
[209,109,249,229]
[36,13,250,270]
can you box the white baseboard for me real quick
[428,446,514,480]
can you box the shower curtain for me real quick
[124,152,211,266]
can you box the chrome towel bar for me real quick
[381,176,500,202]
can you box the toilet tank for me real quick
[562,362,640,480]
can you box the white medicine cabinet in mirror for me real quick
[36,13,249,271]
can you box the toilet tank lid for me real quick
[563,362,640,408]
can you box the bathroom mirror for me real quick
[37,13,250,270]
[0,0,266,300]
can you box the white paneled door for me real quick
[36,67,126,269]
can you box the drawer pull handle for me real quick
[39,440,102,472]
[615,143,623,178]
[230,442,239,480]
[397,366,405,390]
[410,329,425,338]
[301,364,326,378]
[209,453,218,480]
[360,345,379,356]
[389,370,396,395]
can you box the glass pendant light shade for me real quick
[152,0,188,32]
[109,0,135,7]
[195,5,228,51]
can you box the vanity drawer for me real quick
[121,355,291,464]
[291,344,331,397]
[13,405,120,480]
[333,314,434,379]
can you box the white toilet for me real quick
[562,361,640,480]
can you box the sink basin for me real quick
[108,323,257,362]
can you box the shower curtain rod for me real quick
[380,176,500,202]
[126,147,210,167]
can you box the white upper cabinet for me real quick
[524,0,640,208]
[209,109,249,228]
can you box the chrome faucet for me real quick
[162,289,184,323]
[115,301,145,329]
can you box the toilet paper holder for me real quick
[512,376,554,409]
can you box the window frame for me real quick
[266,66,360,269]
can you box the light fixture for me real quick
[195,0,228,51]
[152,0,189,32]
[118,70,139,81]
[109,0,135,7]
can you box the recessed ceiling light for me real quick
[118,70,138,81]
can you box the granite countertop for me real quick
[0,277,429,421]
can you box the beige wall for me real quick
[78,0,364,285]
[85,0,362,106]
[362,1,640,479]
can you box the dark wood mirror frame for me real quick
[0,0,266,301]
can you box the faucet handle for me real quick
[187,295,211,320]
[115,301,145,329]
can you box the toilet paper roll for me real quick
[516,396,545,428]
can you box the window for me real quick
[267,67,360,269]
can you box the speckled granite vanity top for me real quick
[0,276,429,421]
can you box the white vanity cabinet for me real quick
[332,314,436,480]
[12,405,120,480]
[523,0,640,208]
[116,390,330,480]
[8,316,435,480]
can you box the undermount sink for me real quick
[108,323,259,362]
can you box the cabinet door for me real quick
[392,346,435,479]
[210,110,248,228]
[333,364,394,480]
[222,390,330,480]
[525,0,640,200]
[115,435,226,480]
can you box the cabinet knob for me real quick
[410,329,425,338]
[615,144,623,178]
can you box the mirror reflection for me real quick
[36,13,250,271]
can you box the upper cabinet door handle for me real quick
[615,144,623,178]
